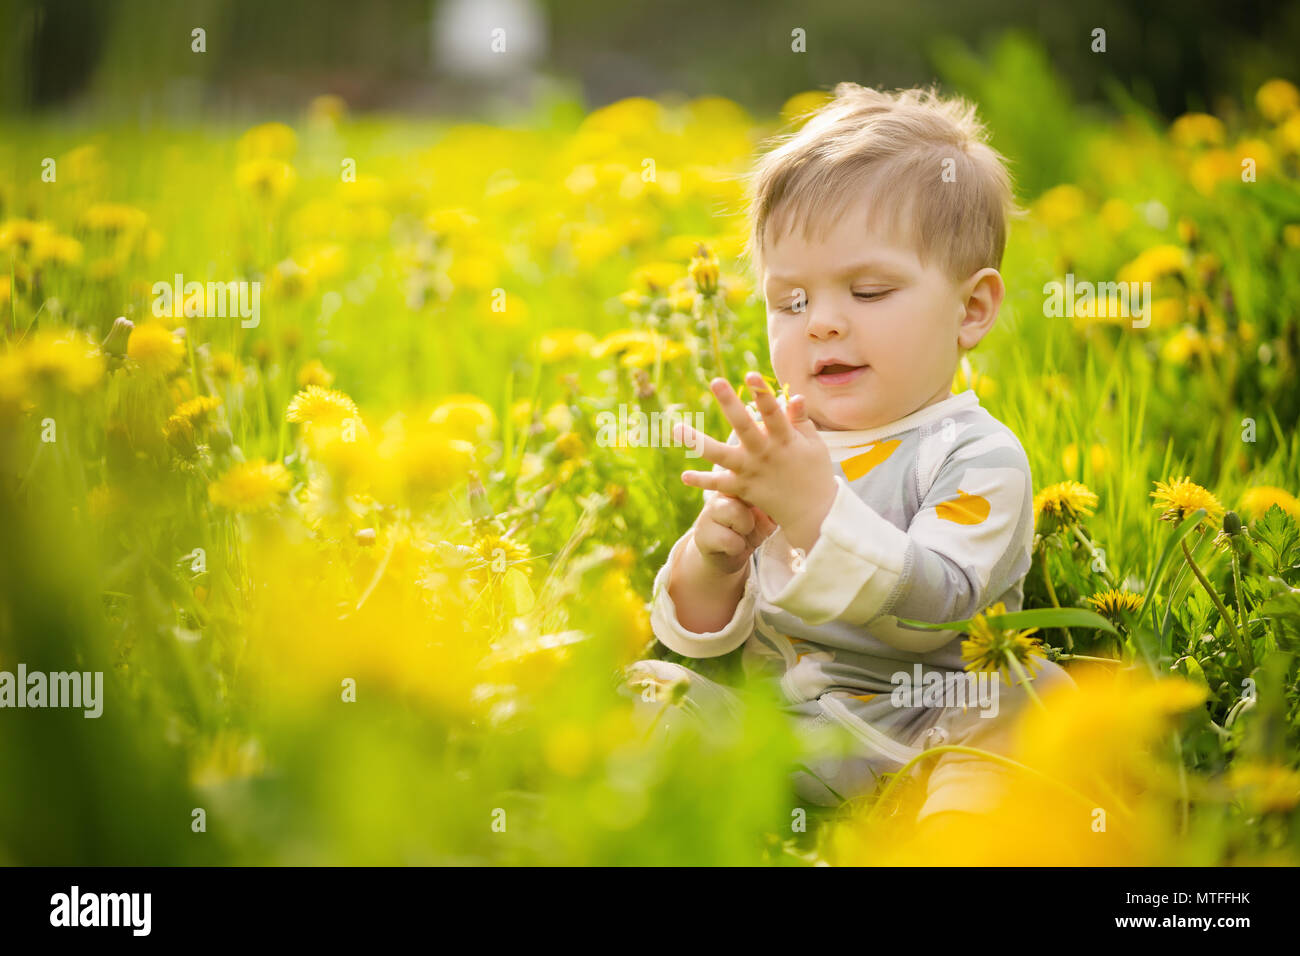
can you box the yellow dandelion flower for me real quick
[779,90,834,128]
[535,329,597,364]
[618,288,649,310]
[296,359,334,389]
[2,330,104,399]
[1032,184,1087,229]
[0,219,55,255]
[1170,112,1225,148]
[1099,197,1133,233]
[268,258,315,299]
[542,401,574,433]
[285,385,358,427]
[1033,480,1099,529]
[32,233,84,267]
[1117,244,1187,286]
[1087,588,1144,620]
[174,394,221,425]
[381,424,475,499]
[1188,149,1238,196]
[126,323,185,376]
[430,394,497,443]
[163,415,199,457]
[1061,442,1111,479]
[425,207,480,238]
[960,601,1045,684]
[80,202,148,234]
[1151,476,1224,527]
[554,431,585,460]
[472,531,531,577]
[1227,761,1300,813]
[208,460,292,512]
[307,94,348,125]
[1256,79,1300,123]
[1239,485,1300,521]
[591,328,657,360]
[237,121,298,162]
[543,722,593,778]
[626,261,680,296]
[236,158,297,204]
[211,351,238,380]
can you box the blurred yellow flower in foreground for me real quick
[1227,761,1300,813]
[827,668,1206,865]
[209,459,292,512]
[430,394,497,443]
[0,330,104,402]
[1239,485,1300,520]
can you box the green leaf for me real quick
[1142,508,1208,619]
[503,566,535,615]
[893,606,1118,636]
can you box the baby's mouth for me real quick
[814,363,868,385]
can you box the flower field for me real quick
[3,45,1300,865]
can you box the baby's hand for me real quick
[691,493,778,576]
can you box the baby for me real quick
[623,83,1075,824]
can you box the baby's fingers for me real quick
[746,505,778,548]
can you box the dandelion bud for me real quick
[101,316,134,357]
[688,243,719,298]
[1223,510,1242,535]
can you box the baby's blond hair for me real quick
[744,83,1019,283]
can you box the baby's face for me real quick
[762,193,972,431]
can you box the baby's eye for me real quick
[853,290,891,301]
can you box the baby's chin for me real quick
[809,399,892,431]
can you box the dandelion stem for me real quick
[1005,654,1046,712]
[1056,653,1121,664]
[1040,548,1073,650]
[1180,537,1252,669]
[1230,546,1249,651]
[1071,524,1118,587]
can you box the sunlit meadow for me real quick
[2,37,1299,865]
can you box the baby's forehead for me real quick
[761,209,922,280]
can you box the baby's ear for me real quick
[956,268,1005,350]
